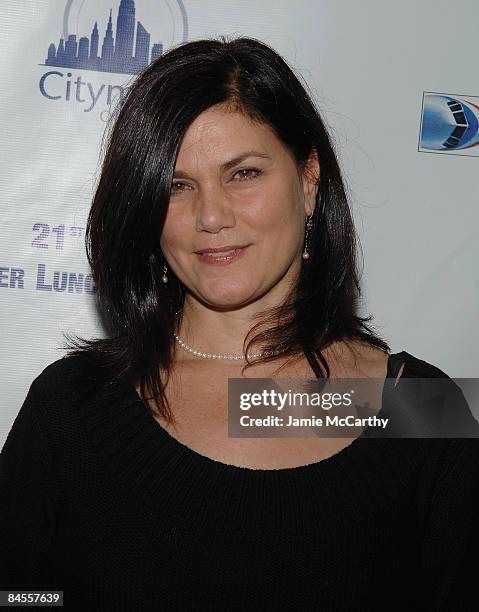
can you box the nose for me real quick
[195,183,236,233]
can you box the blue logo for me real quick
[38,1,188,119]
[419,92,479,156]
[43,0,188,75]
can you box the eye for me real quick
[170,181,191,195]
[169,168,262,195]
[233,168,262,181]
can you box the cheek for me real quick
[249,185,301,232]
[160,212,187,252]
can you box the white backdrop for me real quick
[1,0,478,446]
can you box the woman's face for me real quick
[160,104,319,310]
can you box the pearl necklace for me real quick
[173,333,284,360]
[173,311,284,361]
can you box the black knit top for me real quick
[1,350,478,611]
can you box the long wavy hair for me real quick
[63,35,390,423]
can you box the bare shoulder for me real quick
[323,340,389,378]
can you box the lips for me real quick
[195,246,249,265]
[201,248,241,257]
[195,245,248,254]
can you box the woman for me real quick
[1,36,478,610]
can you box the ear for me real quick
[302,146,320,217]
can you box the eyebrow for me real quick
[173,151,272,179]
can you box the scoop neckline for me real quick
[125,351,407,475]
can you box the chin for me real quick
[198,285,258,308]
[205,295,255,309]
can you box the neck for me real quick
[175,299,279,359]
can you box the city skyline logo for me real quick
[42,0,188,75]
[419,92,479,157]
[38,0,189,119]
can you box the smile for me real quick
[196,247,248,265]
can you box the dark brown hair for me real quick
[63,35,390,424]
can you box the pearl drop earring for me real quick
[162,264,168,283]
[302,214,314,260]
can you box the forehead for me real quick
[175,107,280,163]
